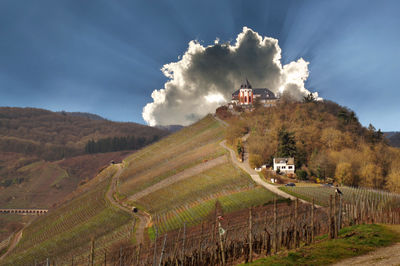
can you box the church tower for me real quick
[239,78,253,105]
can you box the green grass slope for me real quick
[244,224,400,266]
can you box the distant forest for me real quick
[0,107,168,160]
[85,135,160,154]
[386,132,400,147]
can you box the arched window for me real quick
[245,96,248,103]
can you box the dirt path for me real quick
[213,114,228,127]
[0,230,22,261]
[219,136,319,207]
[332,243,400,265]
[332,225,400,266]
[105,164,150,244]
[127,156,227,202]
[105,164,131,213]
[219,140,297,199]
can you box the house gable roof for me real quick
[253,88,277,99]
[273,157,295,165]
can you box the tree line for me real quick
[225,98,400,192]
[85,135,160,154]
[0,107,168,160]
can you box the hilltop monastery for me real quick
[231,79,279,107]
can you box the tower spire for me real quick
[245,77,252,89]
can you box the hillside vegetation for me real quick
[225,100,400,192]
[387,132,400,147]
[0,107,167,160]
[119,115,278,234]
[2,166,132,265]
[246,224,399,266]
[2,115,278,264]
[0,107,167,243]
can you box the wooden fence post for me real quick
[249,207,253,263]
[172,227,181,266]
[199,222,204,263]
[338,194,342,231]
[311,198,314,243]
[159,234,167,266]
[104,249,107,266]
[263,210,267,252]
[329,195,332,239]
[294,198,298,248]
[182,222,186,264]
[274,197,278,254]
[153,225,158,266]
[218,221,226,265]
[334,194,338,238]
[90,238,95,266]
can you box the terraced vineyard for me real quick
[281,186,400,208]
[135,161,279,235]
[115,115,282,237]
[3,166,132,265]
[152,187,278,234]
[136,163,252,213]
[119,115,226,196]
[57,222,134,264]
[2,115,284,264]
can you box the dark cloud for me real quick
[143,27,317,126]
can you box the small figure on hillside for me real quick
[335,187,343,195]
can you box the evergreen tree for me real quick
[84,135,155,154]
[277,128,296,158]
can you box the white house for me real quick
[273,157,295,174]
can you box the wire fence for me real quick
[27,194,400,266]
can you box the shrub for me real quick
[249,154,263,168]
[296,169,308,180]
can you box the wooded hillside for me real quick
[386,132,400,147]
[0,107,168,160]
[224,100,400,192]
[0,107,168,242]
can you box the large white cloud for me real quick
[143,27,319,126]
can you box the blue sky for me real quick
[0,0,399,130]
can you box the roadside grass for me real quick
[243,224,400,266]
